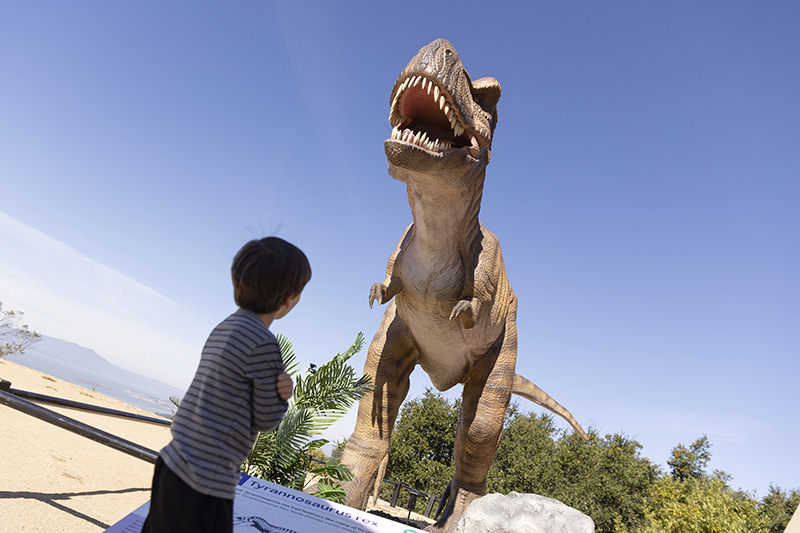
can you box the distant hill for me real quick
[5,335,185,417]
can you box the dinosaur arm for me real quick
[369,278,403,308]
[450,228,508,330]
[369,224,412,308]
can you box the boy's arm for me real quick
[276,372,293,401]
[250,339,290,432]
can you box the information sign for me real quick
[105,474,424,533]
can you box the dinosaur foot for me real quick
[425,479,484,533]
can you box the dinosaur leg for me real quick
[429,307,517,532]
[340,301,417,510]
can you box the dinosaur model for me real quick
[339,39,588,532]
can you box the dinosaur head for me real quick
[385,39,501,185]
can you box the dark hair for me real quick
[231,237,311,314]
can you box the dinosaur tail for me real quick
[512,373,589,441]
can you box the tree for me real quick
[643,437,778,533]
[487,406,559,496]
[643,475,764,533]
[0,300,41,357]
[384,391,658,532]
[384,389,460,500]
[488,412,658,533]
[329,438,347,462]
[667,435,712,481]
[379,392,800,533]
[548,430,659,533]
[758,485,800,532]
[241,333,373,503]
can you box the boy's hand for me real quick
[276,372,293,401]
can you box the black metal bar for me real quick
[0,389,158,464]
[390,481,401,507]
[8,387,171,426]
[424,493,437,518]
[407,490,418,519]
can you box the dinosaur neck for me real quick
[405,170,485,259]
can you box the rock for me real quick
[452,492,594,533]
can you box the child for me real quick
[142,237,311,533]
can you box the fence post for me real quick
[390,481,402,507]
[424,493,437,518]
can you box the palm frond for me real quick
[244,332,372,500]
[311,479,348,504]
[333,332,366,364]
[277,333,300,376]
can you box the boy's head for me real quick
[231,237,311,314]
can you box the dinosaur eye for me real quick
[445,49,452,56]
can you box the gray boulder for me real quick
[452,492,594,533]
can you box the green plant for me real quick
[242,332,373,503]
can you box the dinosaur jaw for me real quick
[386,73,491,162]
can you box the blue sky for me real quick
[2,2,798,497]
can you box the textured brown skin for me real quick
[340,40,587,532]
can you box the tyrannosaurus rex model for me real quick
[340,39,588,532]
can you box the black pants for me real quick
[141,456,233,533]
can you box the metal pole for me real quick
[8,387,171,426]
[0,389,159,464]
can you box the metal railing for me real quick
[0,378,162,463]
[381,479,441,519]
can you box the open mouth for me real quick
[388,74,482,158]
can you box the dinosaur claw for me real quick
[369,283,385,308]
[450,300,476,328]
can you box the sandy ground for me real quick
[0,358,172,532]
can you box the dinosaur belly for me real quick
[395,294,481,391]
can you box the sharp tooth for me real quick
[413,76,421,87]
[427,82,432,95]
[444,103,450,116]
[450,115,457,129]
[420,78,427,90]
[448,108,455,120]
[455,123,463,137]
[439,96,445,110]
[433,85,440,101]
[413,131,422,145]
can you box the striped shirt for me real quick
[160,308,288,499]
